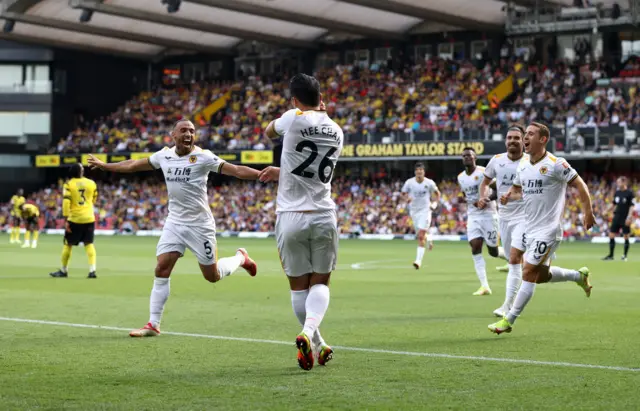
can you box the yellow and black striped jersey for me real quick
[11,195,25,217]
[63,177,97,224]
[22,203,40,219]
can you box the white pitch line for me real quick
[0,316,638,373]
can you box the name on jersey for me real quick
[300,126,340,141]
[523,179,543,194]
[166,167,192,183]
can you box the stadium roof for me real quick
[0,0,576,60]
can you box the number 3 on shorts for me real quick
[203,240,214,261]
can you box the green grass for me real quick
[0,234,639,410]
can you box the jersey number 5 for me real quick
[291,141,336,184]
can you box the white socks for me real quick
[291,289,327,347]
[498,246,507,260]
[504,263,522,308]
[506,280,536,324]
[216,252,245,279]
[89,264,96,272]
[149,277,170,329]
[472,254,489,288]
[302,284,331,339]
[549,266,581,283]
[61,266,68,273]
[416,246,425,264]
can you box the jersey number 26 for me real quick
[291,141,336,184]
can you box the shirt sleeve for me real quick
[430,180,439,193]
[555,157,578,184]
[148,149,164,170]
[484,156,497,179]
[401,180,410,193]
[274,109,299,137]
[204,150,225,173]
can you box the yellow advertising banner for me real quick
[81,154,107,166]
[35,155,61,167]
[241,150,273,164]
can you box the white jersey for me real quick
[402,177,438,213]
[484,153,528,222]
[274,108,344,213]
[457,166,497,219]
[149,146,224,227]
[514,152,578,240]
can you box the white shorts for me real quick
[157,220,217,266]
[499,219,526,257]
[524,236,561,267]
[467,216,499,247]
[410,210,431,232]
[275,210,338,277]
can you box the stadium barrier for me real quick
[3,228,636,243]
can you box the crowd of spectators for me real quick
[3,175,638,239]
[52,56,640,155]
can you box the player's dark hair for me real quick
[69,163,83,178]
[289,73,321,107]
[508,124,525,135]
[415,162,425,169]
[462,147,476,153]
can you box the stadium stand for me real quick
[2,176,638,238]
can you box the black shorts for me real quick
[64,222,95,246]
[11,215,22,225]
[25,217,38,228]
[610,217,631,235]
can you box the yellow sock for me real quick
[9,227,15,241]
[24,231,31,243]
[11,226,19,241]
[32,231,39,242]
[85,243,96,272]
[61,245,72,272]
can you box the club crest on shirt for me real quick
[474,175,479,180]
[189,155,197,164]
[539,166,548,175]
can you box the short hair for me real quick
[507,124,525,135]
[69,163,83,178]
[415,162,425,169]
[529,122,550,140]
[289,73,321,107]
[462,147,476,153]
[173,119,192,130]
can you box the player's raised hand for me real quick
[259,166,280,183]
[584,211,595,231]
[500,192,511,205]
[87,154,105,170]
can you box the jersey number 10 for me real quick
[291,141,337,184]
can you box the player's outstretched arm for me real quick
[569,175,595,230]
[87,155,154,173]
[220,163,260,180]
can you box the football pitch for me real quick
[1,235,639,410]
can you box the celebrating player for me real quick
[50,164,99,278]
[488,122,593,335]
[401,162,440,270]
[478,125,527,316]
[602,176,635,261]
[87,119,260,337]
[19,202,40,249]
[457,147,506,296]
[9,188,25,244]
[260,73,342,371]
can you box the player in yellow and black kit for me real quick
[9,189,25,244]
[19,203,40,249]
[49,163,98,279]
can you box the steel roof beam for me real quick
[336,0,502,32]
[184,0,405,40]
[72,1,317,49]
[1,11,235,55]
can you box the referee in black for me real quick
[603,176,635,261]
